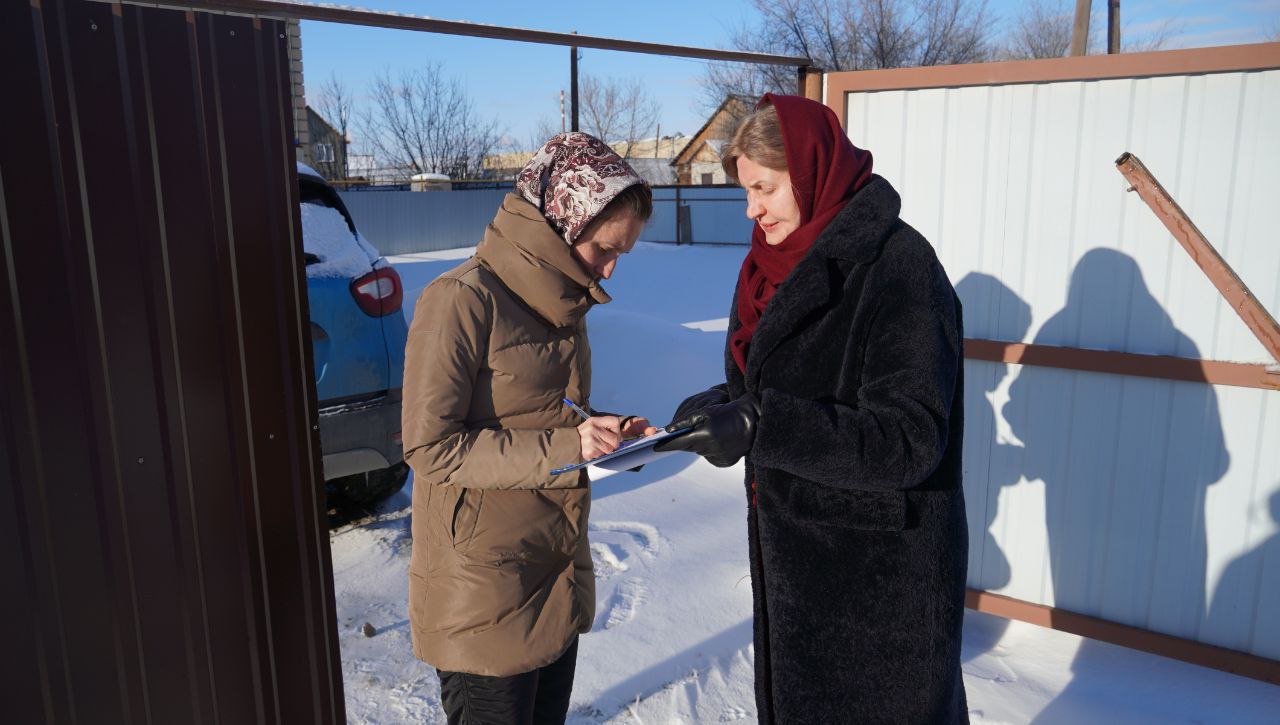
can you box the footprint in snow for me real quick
[599,578,648,630]
[962,649,1019,684]
[588,520,666,580]
[588,521,668,631]
[589,520,666,558]
[590,542,629,578]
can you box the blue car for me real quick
[298,162,409,507]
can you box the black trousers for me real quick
[437,637,578,725]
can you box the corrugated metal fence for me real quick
[829,45,1280,661]
[340,185,752,254]
[647,186,753,245]
[340,188,508,254]
[1,1,344,721]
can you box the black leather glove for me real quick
[655,393,761,467]
[666,385,731,429]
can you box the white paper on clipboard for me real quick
[550,427,691,475]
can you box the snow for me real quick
[297,160,324,179]
[332,242,1280,723]
[301,202,380,279]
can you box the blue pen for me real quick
[563,398,592,420]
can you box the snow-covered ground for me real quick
[331,244,1280,723]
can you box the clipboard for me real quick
[550,426,692,475]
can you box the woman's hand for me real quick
[620,416,660,439]
[577,416,623,460]
[654,393,761,467]
[665,386,731,428]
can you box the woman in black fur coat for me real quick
[659,94,969,723]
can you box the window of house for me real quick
[701,172,714,185]
[314,142,334,163]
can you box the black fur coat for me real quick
[728,176,968,724]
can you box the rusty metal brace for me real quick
[1116,152,1280,383]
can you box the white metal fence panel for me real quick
[846,69,1280,658]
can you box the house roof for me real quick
[305,105,340,139]
[610,135,690,160]
[671,96,750,167]
[483,150,536,171]
[622,157,678,185]
[482,135,692,179]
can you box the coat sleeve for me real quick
[751,254,961,490]
[401,277,583,489]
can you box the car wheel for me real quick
[330,461,410,507]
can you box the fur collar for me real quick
[811,175,902,263]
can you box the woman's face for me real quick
[737,155,800,246]
[570,213,644,280]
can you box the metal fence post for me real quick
[798,65,823,101]
[675,185,688,245]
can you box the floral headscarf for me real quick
[515,132,647,244]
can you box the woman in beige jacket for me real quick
[401,133,654,724]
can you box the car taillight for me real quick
[350,267,403,317]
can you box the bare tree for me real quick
[579,75,662,158]
[701,0,992,111]
[859,0,921,68]
[702,0,855,111]
[1122,17,1179,53]
[914,0,993,65]
[527,116,564,153]
[998,0,1074,59]
[314,72,354,178]
[360,63,504,180]
[998,1,1179,60]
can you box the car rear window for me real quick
[301,201,380,279]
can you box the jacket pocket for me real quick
[776,473,906,531]
[465,489,580,565]
[450,488,482,550]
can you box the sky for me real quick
[299,0,1280,154]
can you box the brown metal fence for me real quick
[1,1,343,721]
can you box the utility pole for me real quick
[654,123,660,159]
[570,32,579,132]
[1070,0,1091,56]
[1107,0,1120,54]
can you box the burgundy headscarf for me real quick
[515,132,647,244]
[729,94,874,373]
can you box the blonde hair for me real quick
[721,101,787,180]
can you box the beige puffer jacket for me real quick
[402,193,610,676]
